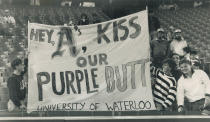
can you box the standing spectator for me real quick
[167,26,175,42]
[151,59,177,111]
[171,53,180,69]
[170,29,188,58]
[177,59,210,113]
[148,10,160,40]
[7,58,26,111]
[78,13,89,25]
[190,50,201,69]
[151,28,170,68]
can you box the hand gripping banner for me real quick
[27,10,156,113]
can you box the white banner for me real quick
[27,10,155,113]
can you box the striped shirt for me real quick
[151,67,177,108]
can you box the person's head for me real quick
[162,58,177,74]
[148,10,154,16]
[11,58,24,73]
[171,53,180,67]
[174,29,182,41]
[80,13,88,21]
[92,13,98,19]
[179,59,193,75]
[169,26,175,32]
[190,50,199,59]
[4,9,10,17]
[157,28,165,40]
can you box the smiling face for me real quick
[157,31,165,40]
[15,62,24,73]
[162,63,171,74]
[172,54,180,66]
[180,63,192,75]
[174,32,182,40]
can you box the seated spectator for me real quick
[151,59,177,111]
[92,13,100,24]
[194,0,203,8]
[158,2,178,10]
[170,29,188,58]
[151,28,170,68]
[177,59,210,113]
[7,58,27,112]
[78,13,89,25]
[3,9,16,26]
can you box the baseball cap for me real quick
[4,9,9,12]
[175,29,181,33]
[157,28,164,32]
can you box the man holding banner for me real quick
[7,58,26,111]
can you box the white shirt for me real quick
[170,39,187,56]
[177,70,210,106]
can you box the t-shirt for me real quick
[7,74,26,107]
[151,39,170,58]
[170,39,187,56]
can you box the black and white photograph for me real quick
[0,0,210,122]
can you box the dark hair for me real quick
[92,13,97,17]
[170,53,180,58]
[11,58,22,70]
[179,59,192,66]
[162,58,177,71]
[80,13,88,19]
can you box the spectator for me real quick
[148,10,160,40]
[167,26,175,42]
[190,50,201,69]
[177,59,210,113]
[92,13,100,24]
[170,29,188,58]
[78,13,89,25]
[151,28,170,68]
[194,0,203,8]
[151,59,177,111]
[3,9,16,26]
[7,58,26,112]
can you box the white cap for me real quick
[175,29,181,33]
[157,28,164,32]
[4,9,9,12]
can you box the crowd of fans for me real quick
[150,26,210,114]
